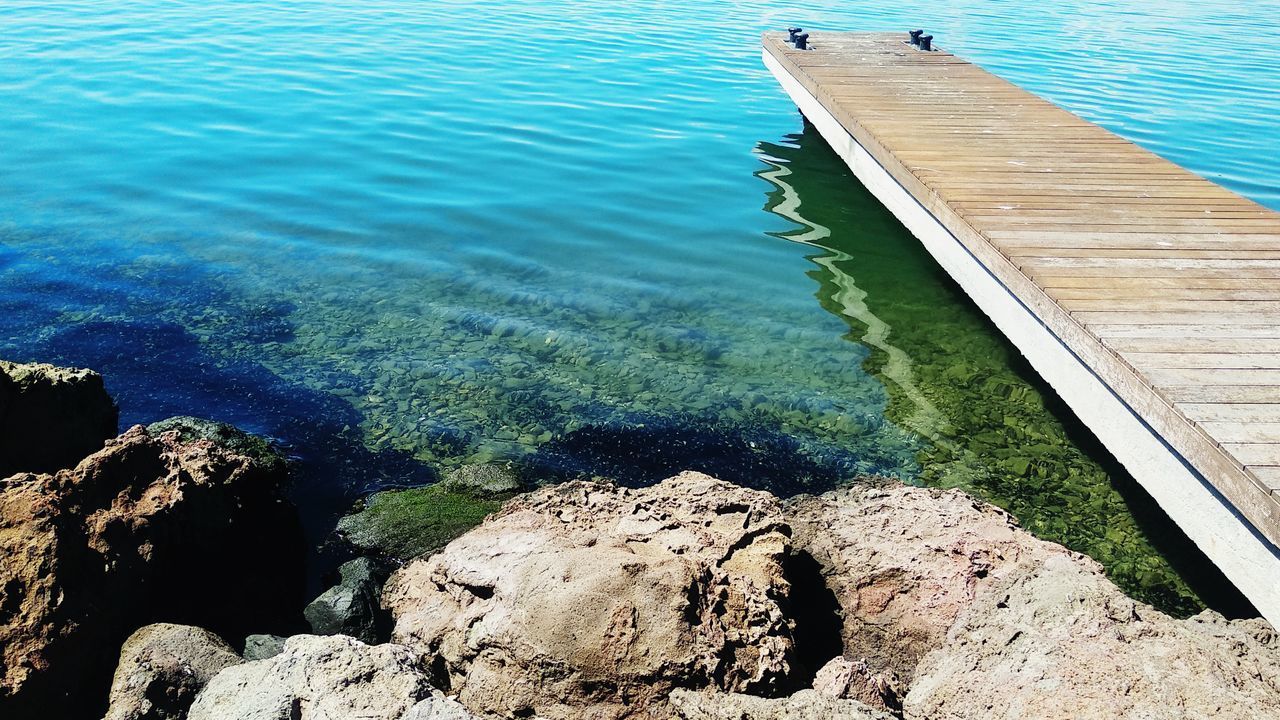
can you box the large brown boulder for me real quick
[0,360,117,476]
[384,472,808,720]
[0,423,302,719]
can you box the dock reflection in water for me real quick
[757,126,1254,618]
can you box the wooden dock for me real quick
[764,31,1280,622]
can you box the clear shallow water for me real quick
[1,0,1275,614]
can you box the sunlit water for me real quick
[2,0,1276,614]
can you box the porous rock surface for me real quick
[789,484,1280,719]
[384,471,803,720]
[668,688,896,720]
[187,635,474,720]
[385,474,1280,720]
[0,423,301,719]
[786,484,1064,685]
[0,359,118,476]
[103,623,242,720]
[811,656,899,712]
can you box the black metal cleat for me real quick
[909,29,924,45]
[788,27,803,43]
[794,32,810,50]
[919,34,933,51]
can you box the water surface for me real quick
[2,0,1275,614]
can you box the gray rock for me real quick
[0,359,117,477]
[668,689,896,720]
[242,635,287,662]
[188,635,466,720]
[303,558,386,643]
[103,623,243,720]
[439,463,523,496]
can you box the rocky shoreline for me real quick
[2,360,1279,719]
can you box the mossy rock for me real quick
[440,463,525,495]
[146,416,284,473]
[336,484,509,561]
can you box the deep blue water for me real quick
[1,0,1275,612]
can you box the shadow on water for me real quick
[756,123,1256,618]
[0,240,436,598]
[524,410,871,496]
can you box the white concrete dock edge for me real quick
[764,48,1280,627]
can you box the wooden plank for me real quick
[1179,404,1280,423]
[1066,300,1280,313]
[1226,444,1280,466]
[1075,312,1280,326]
[1001,237,1280,251]
[1094,325,1280,339]
[1045,277,1280,290]
[1251,467,1280,492]
[1119,352,1280,369]
[1162,386,1280,403]
[1023,249,1280,260]
[1029,266,1280,280]
[1147,368,1280,387]
[1201,424,1280,444]
[1108,338,1280,353]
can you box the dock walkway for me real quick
[764,32,1280,622]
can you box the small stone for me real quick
[242,634,287,662]
[811,657,899,712]
[303,557,387,643]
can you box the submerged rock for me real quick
[336,483,506,561]
[0,424,303,719]
[384,472,804,720]
[303,557,388,644]
[146,416,284,474]
[0,359,118,476]
[242,635,288,662]
[439,462,525,495]
[187,635,473,720]
[103,624,242,720]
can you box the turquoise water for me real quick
[1,0,1275,614]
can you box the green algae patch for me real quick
[337,484,508,561]
[758,131,1252,618]
[147,416,285,473]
